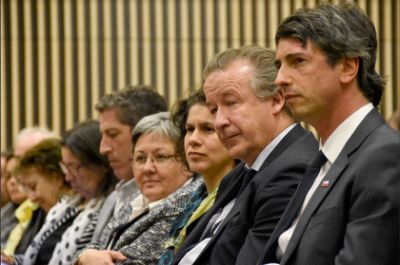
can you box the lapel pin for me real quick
[321,180,330,187]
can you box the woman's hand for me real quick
[1,252,15,265]
[77,249,127,265]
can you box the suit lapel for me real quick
[281,109,385,264]
[194,125,309,263]
[261,124,307,171]
[176,163,245,260]
[280,154,348,264]
[209,125,308,241]
[192,167,248,259]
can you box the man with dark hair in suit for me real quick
[172,46,318,265]
[259,3,399,265]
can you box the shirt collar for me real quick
[250,123,297,171]
[321,103,373,163]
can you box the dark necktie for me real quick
[262,150,327,263]
[237,168,257,196]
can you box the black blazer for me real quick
[173,124,318,265]
[259,109,400,265]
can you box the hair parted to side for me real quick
[203,46,278,99]
[275,2,385,107]
[95,85,168,128]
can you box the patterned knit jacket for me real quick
[82,176,203,265]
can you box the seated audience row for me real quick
[1,3,399,264]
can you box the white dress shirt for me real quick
[179,124,297,265]
[275,103,374,261]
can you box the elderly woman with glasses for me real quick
[75,112,202,265]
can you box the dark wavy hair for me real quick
[170,89,206,166]
[275,2,385,106]
[62,120,118,196]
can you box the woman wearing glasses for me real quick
[1,138,73,265]
[75,112,201,265]
[2,121,117,265]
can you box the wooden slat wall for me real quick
[1,0,399,149]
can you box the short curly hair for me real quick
[170,89,206,166]
[17,138,64,180]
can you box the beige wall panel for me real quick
[396,0,400,106]
[142,0,152,86]
[168,0,177,104]
[155,0,165,95]
[116,0,126,90]
[268,0,278,48]
[180,0,190,93]
[77,0,87,121]
[281,0,291,26]
[357,0,367,11]
[37,0,47,127]
[218,0,229,51]
[305,0,316,8]
[24,0,33,128]
[293,0,303,10]
[11,0,20,143]
[64,0,74,130]
[90,0,100,113]
[370,0,381,79]
[50,0,61,135]
[243,0,253,44]
[256,0,266,47]
[130,0,139,86]
[1,0,399,147]
[103,0,113,93]
[382,0,393,115]
[1,0,5,148]
[205,0,215,62]
[192,0,203,88]
[231,0,241,48]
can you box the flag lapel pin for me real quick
[321,180,330,187]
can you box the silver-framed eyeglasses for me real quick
[59,162,87,176]
[133,153,176,167]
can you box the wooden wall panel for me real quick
[1,0,399,149]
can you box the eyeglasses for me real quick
[59,162,87,176]
[133,153,176,167]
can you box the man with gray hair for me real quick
[90,85,167,243]
[173,46,318,265]
[259,3,399,265]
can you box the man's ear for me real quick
[271,90,286,115]
[339,57,359,84]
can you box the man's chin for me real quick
[227,147,244,161]
[114,168,133,181]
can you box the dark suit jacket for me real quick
[173,124,318,265]
[259,109,400,265]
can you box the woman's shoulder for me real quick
[159,176,204,215]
